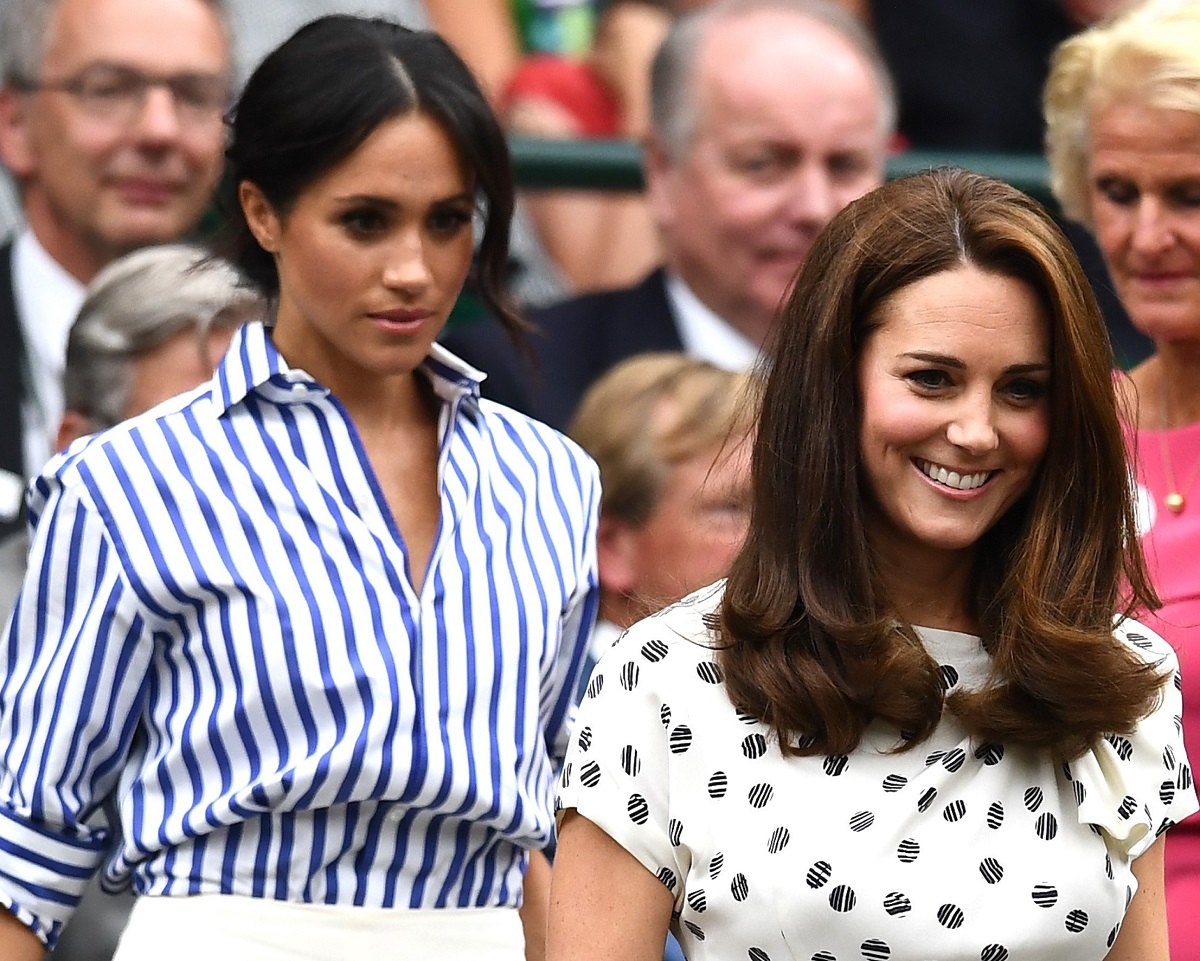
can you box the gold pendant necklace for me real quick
[1157,374,1200,514]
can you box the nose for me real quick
[132,85,183,142]
[784,163,839,230]
[1130,196,1175,256]
[382,229,432,295]
[945,395,1000,454]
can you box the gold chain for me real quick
[1157,373,1200,514]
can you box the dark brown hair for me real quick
[717,166,1164,761]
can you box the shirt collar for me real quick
[214,321,486,416]
[664,272,760,372]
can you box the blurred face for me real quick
[0,0,229,280]
[1088,101,1200,344]
[647,10,886,345]
[857,266,1052,572]
[242,112,476,395]
[125,325,235,419]
[622,430,752,620]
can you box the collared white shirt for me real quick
[664,273,759,372]
[11,229,86,477]
[0,323,600,949]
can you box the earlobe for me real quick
[238,180,281,253]
[0,88,37,178]
[642,133,677,232]
[597,515,641,597]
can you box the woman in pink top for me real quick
[1046,3,1200,956]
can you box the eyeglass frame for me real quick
[10,62,231,126]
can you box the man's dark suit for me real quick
[441,268,684,431]
[0,241,26,540]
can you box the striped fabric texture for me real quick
[0,322,600,947]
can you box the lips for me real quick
[915,458,994,491]
[114,178,182,205]
[369,308,434,324]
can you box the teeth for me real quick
[919,460,990,491]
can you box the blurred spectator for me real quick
[0,243,262,961]
[0,0,232,532]
[569,353,755,638]
[443,0,895,430]
[1044,2,1200,955]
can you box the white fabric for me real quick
[11,229,85,476]
[664,273,759,373]
[113,896,523,960]
[559,582,1197,961]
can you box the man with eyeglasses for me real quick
[0,0,231,536]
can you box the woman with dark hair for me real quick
[548,167,1196,961]
[0,16,598,960]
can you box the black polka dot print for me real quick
[806,861,832,889]
[641,638,669,662]
[731,873,750,901]
[979,858,1003,884]
[937,903,965,929]
[748,783,774,808]
[824,754,849,776]
[861,938,890,960]
[828,884,856,912]
[555,594,1198,961]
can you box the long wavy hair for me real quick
[717,167,1164,761]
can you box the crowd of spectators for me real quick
[0,0,1194,958]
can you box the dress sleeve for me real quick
[556,622,688,909]
[1070,619,1198,858]
[0,471,152,947]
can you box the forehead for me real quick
[302,112,472,199]
[42,0,229,75]
[691,11,883,148]
[870,266,1050,356]
[1088,100,1200,177]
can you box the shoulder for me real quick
[594,583,725,681]
[1113,616,1178,670]
[531,270,670,330]
[31,385,216,506]
[465,398,601,507]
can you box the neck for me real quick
[869,534,978,634]
[600,592,639,631]
[23,194,113,283]
[1153,347,1200,428]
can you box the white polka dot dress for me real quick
[557,583,1198,961]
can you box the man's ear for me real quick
[57,410,98,452]
[238,180,282,253]
[0,87,37,179]
[596,514,641,598]
[642,132,678,235]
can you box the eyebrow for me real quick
[901,351,1051,375]
[332,192,474,207]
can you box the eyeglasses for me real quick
[15,64,229,125]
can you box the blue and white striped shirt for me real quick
[0,322,600,947]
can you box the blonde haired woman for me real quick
[1045,2,1200,955]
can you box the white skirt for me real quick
[111,894,525,961]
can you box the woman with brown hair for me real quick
[547,167,1196,961]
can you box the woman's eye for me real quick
[1095,177,1137,206]
[907,369,949,390]
[428,208,472,234]
[1005,378,1047,403]
[340,209,386,235]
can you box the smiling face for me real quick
[857,264,1052,573]
[240,111,476,396]
[647,9,886,346]
[1088,100,1200,344]
[0,0,229,280]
